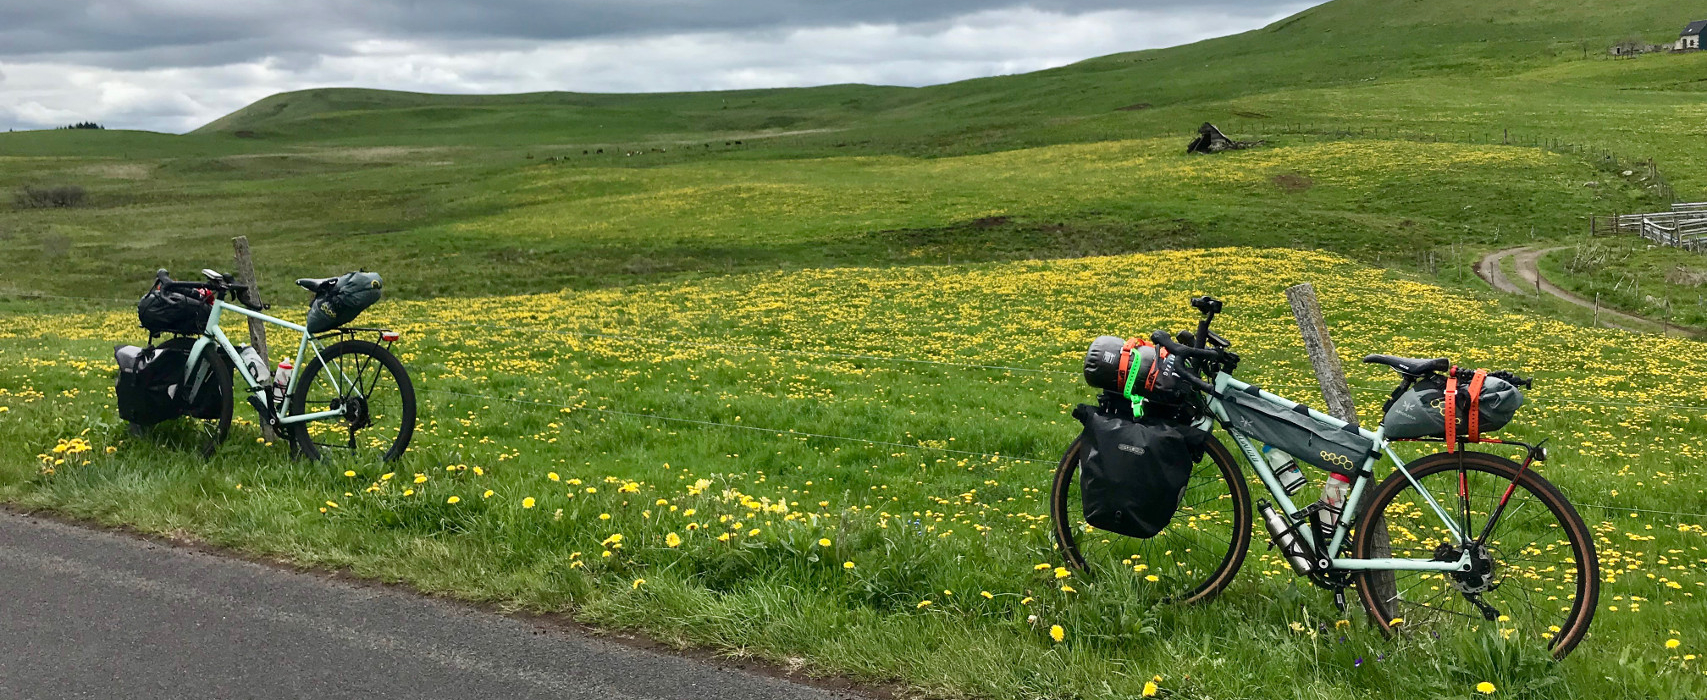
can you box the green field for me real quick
[5,0,1707,697]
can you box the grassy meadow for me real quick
[4,249,1706,699]
[7,0,1707,696]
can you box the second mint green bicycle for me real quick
[1051,296,1599,659]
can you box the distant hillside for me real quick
[192,0,1699,144]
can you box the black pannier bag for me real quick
[137,286,210,335]
[306,271,383,334]
[115,338,221,425]
[1220,390,1374,478]
[1381,373,1523,440]
[1072,404,1211,539]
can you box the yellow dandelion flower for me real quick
[549,472,560,481]
[1054,567,1070,579]
[522,497,536,509]
[980,591,994,599]
[483,489,494,498]
[343,470,356,477]
[1049,625,1065,643]
[666,532,682,548]
[917,600,932,609]
[1142,681,1159,697]
[1476,681,1496,694]
[1667,638,1682,649]
[632,578,645,589]
[446,496,460,504]
[818,538,832,547]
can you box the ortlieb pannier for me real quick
[1382,372,1524,440]
[137,286,211,335]
[1072,404,1211,539]
[306,271,383,334]
[115,338,221,425]
[1220,390,1373,477]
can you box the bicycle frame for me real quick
[181,299,348,427]
[1207,373,1474,574]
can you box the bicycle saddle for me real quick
[1363,354,1450,375]
[295,277,338,293]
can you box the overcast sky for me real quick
[1,0,1314,134]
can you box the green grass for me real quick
[6,0,1707,695]
[4,249,1705,699]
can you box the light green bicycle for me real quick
[137,269,415,462]
[1052,296,1599,659]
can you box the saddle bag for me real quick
[137,285,211,335]
[1220,389,1374,477]
[115,338,221,425]
[306,271,384,334]
[1381,370,1524,442]
[1072,404,1211,539]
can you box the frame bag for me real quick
[1220,390,1373,477]
[1072,404,1211,539]
[306,271,384,334]
[137,286,210,335]
[1381,370,1523,441]
[114,338,219,425]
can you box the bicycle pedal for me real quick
[1333,589,1347,613]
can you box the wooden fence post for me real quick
[1285,283,1390,600]
[232,236,276,442]
[1286,283,1358,425]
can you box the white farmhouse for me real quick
[1678,20,1707,51]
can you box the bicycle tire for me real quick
[1351,450,1599,659]
[1050,434,1252,604]
[288,340,416,463]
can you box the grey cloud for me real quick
[2,0,1293,68]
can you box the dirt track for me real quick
[1474,246,1699,337]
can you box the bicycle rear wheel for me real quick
[1050,434,1251,604]
[288,339,416,463]
[1351,451,1599,659]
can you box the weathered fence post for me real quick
[1594,293,1601,328]
[232,236,276,442]
[1285,283,1389,600]
[1286,283,1358,425]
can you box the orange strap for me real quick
[1117,337,1144,389]
[1444,368,1459,453]
[1145,346,1169,393]
[1466,369,1487,443]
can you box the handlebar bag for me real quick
[1221,391,1373,477]
[1082,335,1196,406]
[137,286,211,335]
[1072,404,1210,539]
[306,271,384,334]
[1381,374,1523,440]
[114,338,219,425]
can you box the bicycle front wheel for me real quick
[288,340,416,463]
[1050,434,1251,604]
[1351,450,1599,659]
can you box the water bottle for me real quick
[272,359,294,407]
[1263,445,1307,495]
[237,345,270,387]
[1313,473,1353,552]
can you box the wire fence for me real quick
[417,384,1707,521]
[4,297,1706,411]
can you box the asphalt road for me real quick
[0,510,854,700]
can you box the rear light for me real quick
[381,331,401,342]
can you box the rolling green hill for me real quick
[6,1,1707,698]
